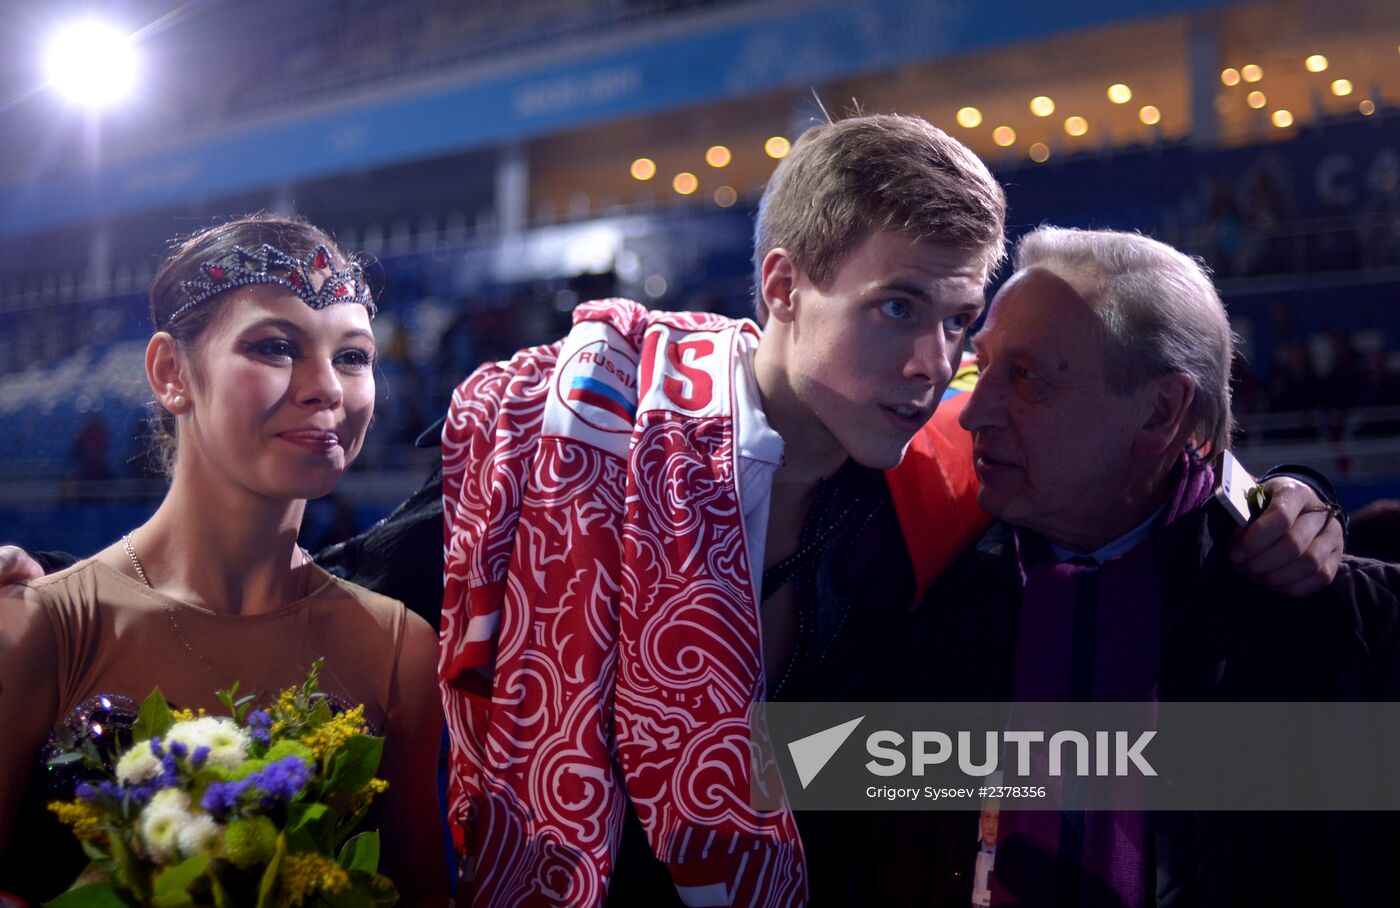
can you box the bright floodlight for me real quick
[44,21,137,107]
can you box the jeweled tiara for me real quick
[167,243,376,328]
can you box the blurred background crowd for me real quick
[1,0,1397,555]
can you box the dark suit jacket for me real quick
[897,502,1400,907]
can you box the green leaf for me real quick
[208,871,232,908]
[52,724,78,750]
[216,680,243,718]
[1246,484,1268,518]
[79,739,104,769]
[46,751,85,767]
[193,765,233,786]
[132,687,175,743]
[325,803,372,850]
[72,850,120,882]
[322,888,375,908]
[151,853,210,907]
[106,833,147,901]
[304,657,326,692]
[41,884,134,908]
[232,693,256,724]
[255,831,287,908]
[308,697,333,729]
[326,735,383,795]
[286,801,330,851]
[337,831,381,873]
[289,801,329,831]
[360,871,400,908]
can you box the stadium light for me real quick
[43,20,138,108]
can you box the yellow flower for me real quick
[170,707,206,721]
[299,706,368,759]
[349,777,390,813]
[270,688,299,736]
[48,800,105,843]
[276,852,350,907]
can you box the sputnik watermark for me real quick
[864,729,1156,778]
[750,701,1400,812]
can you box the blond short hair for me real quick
[752,113,1007,321]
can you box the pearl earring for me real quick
[171,394,187,410]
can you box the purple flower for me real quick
[247,755,311,803]
[201,779,250,817]
[168,740,188,759]
[191,745,211,766]
[246,711,272,745]
[149,737,164,759]
[126,782,157,805]
[155,754,181,789]
[200,756,312,817]
[74,782,100,803]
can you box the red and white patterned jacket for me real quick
[440,299,985,907]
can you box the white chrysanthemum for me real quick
[139,789,192,864]
[115,744,162,785]
[177,812,222,857]
[165,716,249,770]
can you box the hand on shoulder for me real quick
[0,581,62,852]
[0,546,44,586]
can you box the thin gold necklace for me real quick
[121,533,312,686]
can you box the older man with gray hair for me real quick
[907,227,1400,908]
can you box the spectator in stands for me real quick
[1203,177,1245,278]
[1267,341,1322,416]
[908,226,1398,906]
[1327,328,1368,409]
[122,411,167,480]
[1357,347,1400,408]
[1239,163,1294,276]
[70,414,113,481]
[1230,353,1265,416]
[1350,499,1400,562]
[313,493,363,551]
[0,215,448,906]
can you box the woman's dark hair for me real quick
[146,213,357,475]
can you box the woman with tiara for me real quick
[0,215,448,905]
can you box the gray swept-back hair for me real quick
[1013,227,1235,454]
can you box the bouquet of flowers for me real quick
[45,660,397,908]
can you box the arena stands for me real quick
[2,0,1398,546]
